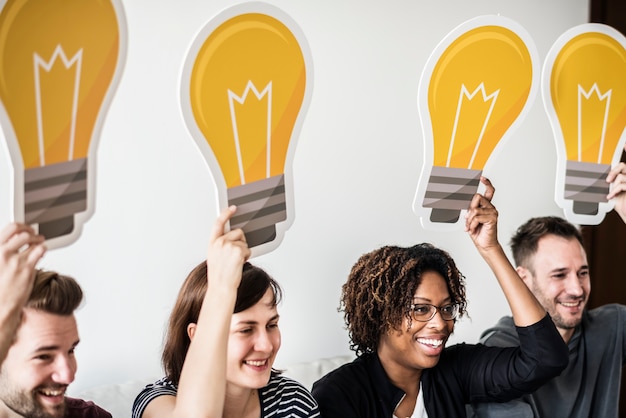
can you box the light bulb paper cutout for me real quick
[413,16,538,228]
[181,3,312,256]
[0,0,126,248]
[542,24,626,225]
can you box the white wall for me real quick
[0,0,588,394]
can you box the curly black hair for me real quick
[340,243,467,356]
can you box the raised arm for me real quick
[173,206,250,418]
[464,178,545,326]
[0,223,46,364]
[606,149,626,224]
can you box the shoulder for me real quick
[312,355,370,398]
[311,354,381,406]
[585,304,626,335]
[312,355,370,390]
[65,397,112,418]
[479,316,519,347]
[264,374,315,400]
[587,303,626,321]
[132,377,177,418]
[260,374,320,417]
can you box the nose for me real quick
[427,308,448,329]
[254,329,274,353]
[564,272,584,297]
[51,355,76,385]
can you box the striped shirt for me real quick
[132,373,321,418]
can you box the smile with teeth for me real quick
[245,359,268,367]
[559,300,582,308]
[417,338,443,348]
[39,387,65,397]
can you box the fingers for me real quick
[606,162,625,183]
[208,206,237,244]
[480,176,495,202]
[465,183,498,234]
[0,223,45,260]
[607,162,626,200]
[0,223,38,248]
[0,223,45,309]
[23,242,47,268]
[207,206,250,263]
[466,206,498,233]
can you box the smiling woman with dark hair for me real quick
[132,206,319,418]
[312,178,569,418]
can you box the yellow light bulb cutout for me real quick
[182,4,312,253]
[543,24,626,222]
[0,0,125,243]
[415,16,537,225]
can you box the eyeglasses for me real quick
[409,303,459,322]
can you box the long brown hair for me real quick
[161,261,282,385]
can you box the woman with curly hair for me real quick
[312,178,568,417]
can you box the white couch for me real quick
[75,355,353,418]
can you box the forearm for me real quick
[174,286,236,418]
[479,245,545,327]
[0,303,22,365]
[467,316,567,404]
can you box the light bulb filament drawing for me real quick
[423,82,501,223]
[0,0,126,247]
[449,83,500,168]
[414,17,538,228]
[26,44,88,237]
[34,45,82,166]
[228,80,272,184]
[578,83,611,163]
[181,4,312,256]
[543,24,626,223]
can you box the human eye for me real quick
[412,304,431,316]
[238,327,253,334]
[441,304,455,315]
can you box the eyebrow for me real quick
[33,339,80,353]
[413,296,452,304]
[549,265,589,275]
[236,314,280,326]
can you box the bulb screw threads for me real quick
[23,158,88,239]
[227,174,287,247]
[422,166,482,223]
[564,160,610,215]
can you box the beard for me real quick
[530,283,585,331]
[0,380,66,418]
[550,309,583,330]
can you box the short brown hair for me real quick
[161,261,282,385]
[27,270,83,315]
[341,243,467,356]
[510,216,584,271]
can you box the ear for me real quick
[187,323,197,340]
[516,266,532,286]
